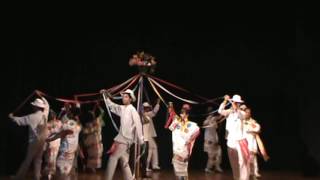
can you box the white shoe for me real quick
[255,173,261,178]
[205,168,214,173]
[153,165,161,170]
[215,167,223,173]
[146,168,152,172]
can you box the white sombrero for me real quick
[143,102,151,107]
[231,94,244,103]
[120,89,136,102]
[31,98,46,108]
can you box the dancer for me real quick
[167,103,200,180]
[218,94,250,180]
[142,99,161,172]
[101,89,144,180]
[9,96,50,180]
[203,106,223,173]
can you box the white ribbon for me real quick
[149,77,200,104]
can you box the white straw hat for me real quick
[143,102,151,107]
[231,94,244,103]
[120,89,136,102]
[31,98,46,108]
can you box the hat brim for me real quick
[31,102,46,108]
[120,92,136,102]
[231,100,244,103]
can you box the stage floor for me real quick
[1,170,319,180]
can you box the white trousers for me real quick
[105,143,133,180]
[146,137,159,169]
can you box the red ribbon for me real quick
[112,75,140,96]
[164,110,176,129]
[147,74,208,101]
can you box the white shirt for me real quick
[106,98,144,144]
[203,115,219,143]
[243,118,260,152]
[169,117,200,159]
[59,119,82,154]
[218,102,245,148]
[11,97,49,143]
[143,103,160,140]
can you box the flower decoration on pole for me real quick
[129,51,157,74]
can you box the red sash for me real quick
[239,139,250,163]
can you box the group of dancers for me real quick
[8,89,266,180]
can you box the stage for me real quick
[2,20,320,180]
[1,170,319,180]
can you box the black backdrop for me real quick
[1,14,319,176]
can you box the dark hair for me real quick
[70,105,81,116]
[80,111,95,123]
[180,108,190,115]
[48,109,57,120]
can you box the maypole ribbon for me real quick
[73,74,139,101]
[196,101,231,117]
[112,75,140,96]
[132,82,140,92]
[109,74,139,94]
[108,74,138,92]
[15,75,140,107]
[149,77,200,104]
[38,90,100,104]
[36,90,80,104]
[74,75,141,104]
[55,98,79,104]
[74,92,100,98]
[201,116,227,128]
[147,74,208,101]
[204,96,224,105]
[104,82,140,101]
[142,80,151,104]
[256,135,270,161]
[147,77,168,107]
[12,90,36,113]
[136,76,143,114]
[101,91,119,132]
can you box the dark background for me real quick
[1,10,319,177]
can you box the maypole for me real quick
[129,51,157,179]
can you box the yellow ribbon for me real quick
[177,116,189,132]
[147,77,168,107]
[256,134,270,161]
